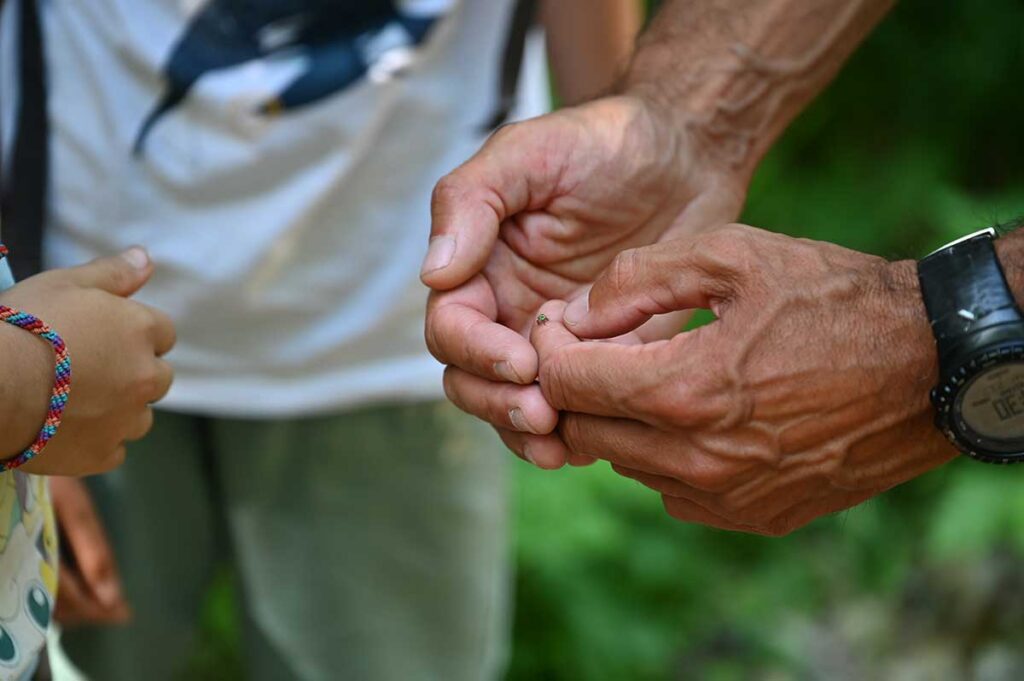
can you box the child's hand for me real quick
[0,248,175,476]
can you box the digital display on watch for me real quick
[957,362,1024,442]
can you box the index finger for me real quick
[535,301,711,423]
[422,118,573,291]
[532,301,652,419]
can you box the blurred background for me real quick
[193,0,1024,678]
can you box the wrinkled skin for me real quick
[530,224,958,535]
[422,96,746,468]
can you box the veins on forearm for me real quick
[622,0,895,175]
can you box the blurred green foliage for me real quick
[508,1,1024,679]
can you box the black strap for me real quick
[0,0,48,280]
[482,0,538,131]
[917,231,1024,365]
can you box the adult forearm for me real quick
[622,0,895,178]
[541,0,643,105]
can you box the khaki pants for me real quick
[61,403,510,681]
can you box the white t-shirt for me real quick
[7,0,547,417]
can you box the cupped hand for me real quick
[0,249,175,476]
[532,225,958,535]
[422,95,746,468]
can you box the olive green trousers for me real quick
[61,403,510,681]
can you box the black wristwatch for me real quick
[918,227,1024,463]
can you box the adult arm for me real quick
[423,0,894,468]
[623,0,895,179]
[531,226,1024,535]
[541,0,643,105]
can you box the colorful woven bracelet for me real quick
[0,245,72,470]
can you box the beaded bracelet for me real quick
[0,245,72,470]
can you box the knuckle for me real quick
[661,496,695,524]
[423,314,443,361]
[164,323,178,351]
[682,461,735,495]
[488,121,521,145]
[431,173,469,213]
[496,429,525,458]
[441,366,461,404]
[462,318,498,369]
[152,310,176,346]
[759,520,796,538]
[538,346,576,409]
[639,379,702,431]
[139,309,161,339]
[642,385,691,429]
[105,445,128,471]
[133,365,165,403]
[660,495,682,517]
[133,411,155,439]
[607,248,643,295]
[759,509,804,537]
[424,300,463,364]
[699,224,755,275]
[708,491,739,514]
[557,414,587,454]
[824,456,863,492]
[102,264,133,293]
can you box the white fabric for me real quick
[18,0,548,416]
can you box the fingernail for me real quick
[420,236,456,276]
[563,293,590,327]
[121,247,150,270]
[522,441,537,465]
[97,581,122,609]
[509,407,537,434]
[494,361,524,384]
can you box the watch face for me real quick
[958,362,1024,446]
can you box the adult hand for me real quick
[422,96,747,468]
[0,248,175,476]
[51,477,130,626]
[532,224,959,535]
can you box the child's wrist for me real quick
[0,322,54,457]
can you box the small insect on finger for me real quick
[536,313,549,326]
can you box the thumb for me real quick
[561,239,724,339]
[421,117,572,291]
[68,247,153,297]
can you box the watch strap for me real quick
[917,229,1024,365]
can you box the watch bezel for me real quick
[932,341,1024,463]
